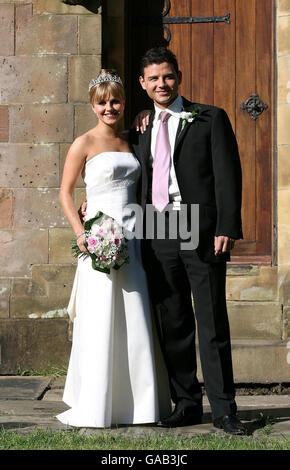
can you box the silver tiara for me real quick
[88,73,123,91]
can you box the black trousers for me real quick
[143,212,237,419]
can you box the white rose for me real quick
[180,111,193,120]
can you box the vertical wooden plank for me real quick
[166,0,192,99]
[213,0,236,128]
[236,0,256,243]
[255,0,273,255]
[190,0,214,103]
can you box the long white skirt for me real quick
[56,240,171,428]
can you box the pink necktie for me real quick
[152,111,171,212]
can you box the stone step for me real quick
[227,301,283,340]
[197,339,290,383]
[42,341,290,395]
[0,376,52,400]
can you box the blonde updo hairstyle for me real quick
[89,69,125,105]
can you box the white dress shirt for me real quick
[150,94,183,209]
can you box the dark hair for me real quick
[140,47,179,76]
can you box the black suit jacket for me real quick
[130,97,243,263]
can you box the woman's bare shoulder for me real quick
[70,130,98,154]
[64,134,91,165]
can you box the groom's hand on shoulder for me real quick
[78,201,87,224]
[131,110,152,134]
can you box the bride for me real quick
[56,69,170,428]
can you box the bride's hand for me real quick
[131,110,152,134]
[77,234,87,253]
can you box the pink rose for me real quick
[88,237,98,246]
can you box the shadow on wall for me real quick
[62,0,169,123]
[125,0,167,123]
[62,0,101,14]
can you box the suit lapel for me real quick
[174,98,197,155]
[137,110,155,206]
[140,110,155,168]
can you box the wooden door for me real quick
[125,0,274,264]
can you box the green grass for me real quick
[0,428,289,450]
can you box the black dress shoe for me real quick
[157,408,203,428]
[213,414,246,435]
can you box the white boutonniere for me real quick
[179,106,201,135]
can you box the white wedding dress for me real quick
[56,152,171,428]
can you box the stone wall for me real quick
[0,0,289,380]
[0,0,102,373]
[277,0,290,341]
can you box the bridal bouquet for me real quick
[71,212,129,274]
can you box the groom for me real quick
[130,47,245,435]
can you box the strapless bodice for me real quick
[84,152,141,232]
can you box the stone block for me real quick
[226,266,278,301]
[0,376,52,400]
[79,15,102,55]
[0,106,8,142]
[226,265,260,276]
[34,0,98,15]
[278,189,290,227]
[0,189,13,229]
[30,264,76,300]
[60,143,85,188]
[277,16,290,55]
[9,104,74,143]
[0,4,14,56]
[13,188,69,229]
[278,145,290,188]
[277,106,290,145]
[49,228,76,264]
[278,56,290,105]
[15,3,33,35]
[0,56,67,105]
[278,229,290,265]
[283,306,290,339]
[0,319,71,375]
[74,104,97,137]
[196,340,290,383]
[278,0,290,15]
[10,264,76,318]
[0,229,48,276]
[0,279,11,318]
[230,341,289,383]
[16,8,78,55]
[69,56,101,103]
[0,143,59,188]
[227,301,283,340]
[74,188,86,212]
[279,269,290,308]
